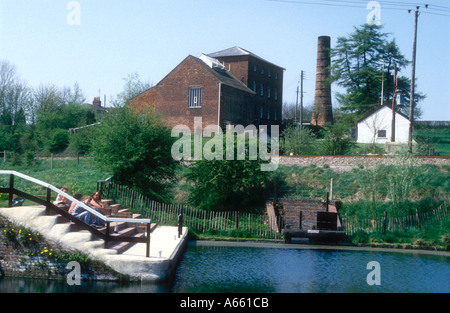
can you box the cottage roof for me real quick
[356,104,410,124]
[208,46,285,70]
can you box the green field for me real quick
[415,126,450,156]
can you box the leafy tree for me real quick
[282,102,314,123]
[0,61,33,152]
[69,128,94,155]
[186,135,270,212]
[35,84,94,131]
[330,24,425,119]
[34,84,95,153]
[0,61,34,126]
[92,106,178,202]
[110,73,153,107]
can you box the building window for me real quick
[274,109,277,121]
[267,107,270,120]
[377,130,387,138]
[267,86,271,98]
[274,88,278,101]
[268,70,271,78]
[260,84,264,97]
[253,64,257,72]
[252,81,256,92]
[275,73,278,80]
[189,87,202,108]
[260,106,263,118]
[261,68,264,75]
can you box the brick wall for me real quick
[132,87,156,111]
[217,54,283,127]
[221,84,256,127]
[268,198,339,231]
[279,199,328,230]
[217,55,249,86]
[131,56,221,132]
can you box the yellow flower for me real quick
[19,229,21,234]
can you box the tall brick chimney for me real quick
[311,36,333,127]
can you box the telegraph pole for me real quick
[295,84,299,124]
[300,70,304,127]
[408,5,427,153]
[391,64,398,142]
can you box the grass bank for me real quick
[1,157,448,250]
[0,158,110,207]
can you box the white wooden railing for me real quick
[0,170,152,257]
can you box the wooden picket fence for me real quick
[102,182,284,239]
[341,204,449,235]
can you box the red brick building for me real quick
[131,47,284,131]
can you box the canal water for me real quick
[1,241,449,293]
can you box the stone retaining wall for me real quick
[279,156,450,172]
[0,216,124,281]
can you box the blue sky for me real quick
[0,0,449,120]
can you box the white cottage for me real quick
[356,105,410,144]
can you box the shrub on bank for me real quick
[347,213,450,249]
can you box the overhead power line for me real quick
[265,0,450,16]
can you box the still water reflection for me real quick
[1,242,449,293]
[172,243,449,293]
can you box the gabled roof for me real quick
[208,46,285,70]
[357,104,410,124]
[131,54,255,101]
[192,55,255,94]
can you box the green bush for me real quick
[69,128,94,155]
[9,152,23,166]
[351,230,369,244]
[281,126,317,155]
[320,122,354,155]
[49,129,69,153]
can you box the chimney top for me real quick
[93,97,102,107]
